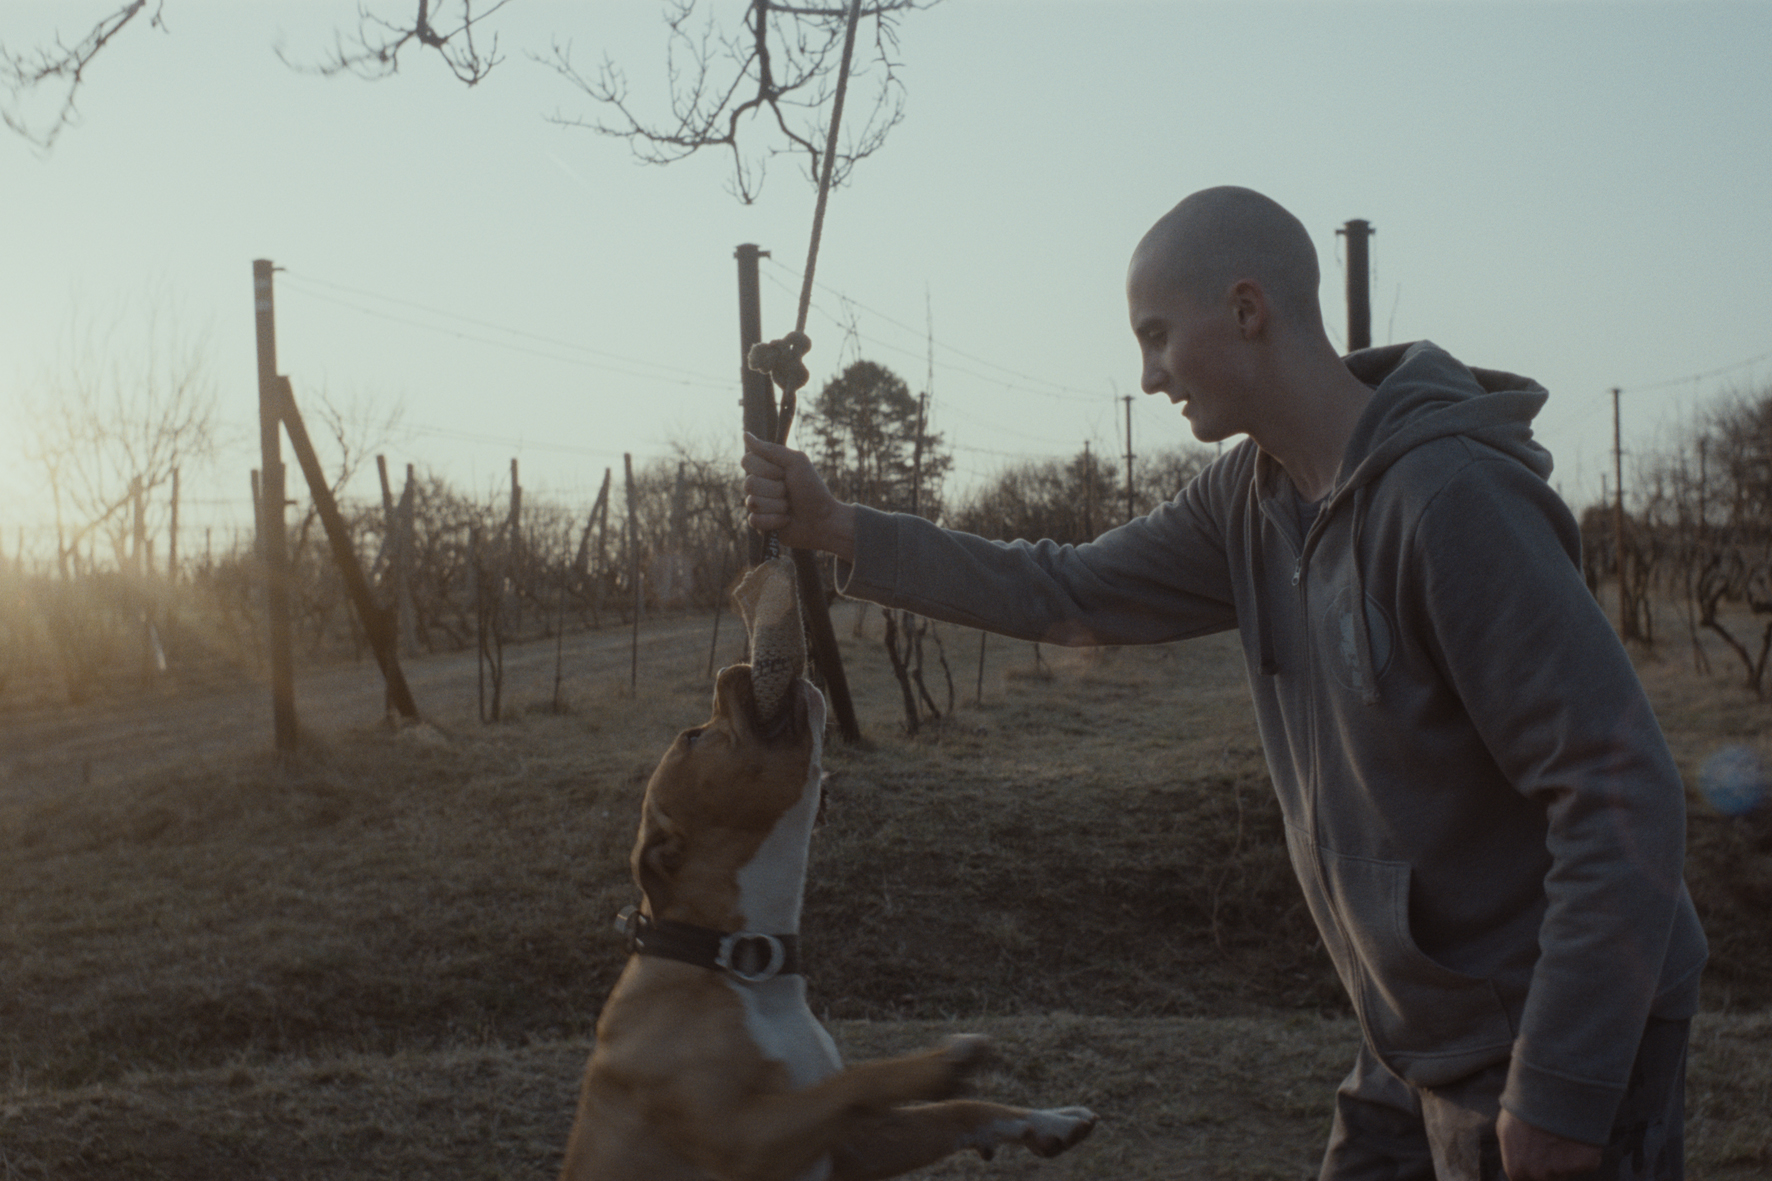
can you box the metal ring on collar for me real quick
[614,904,645,951]
[716,931,787,982]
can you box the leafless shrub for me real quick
[949,443,1214,545]
[1616,380,1772,691]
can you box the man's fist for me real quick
[741,433,857,561]
[1497,1109,1603,1181]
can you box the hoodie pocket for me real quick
[1316,845,1515,1085]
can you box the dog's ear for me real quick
[634,809,686,905]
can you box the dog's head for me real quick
[631,664,826,933]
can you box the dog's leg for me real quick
[828,1102,1098,1180]
[678,1036,995,1181]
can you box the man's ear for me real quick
[1229,278,1269,338]
[634,809,686,906]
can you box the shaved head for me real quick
[1131,186,1323,331]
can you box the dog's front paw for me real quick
[1021,1106,1097,1157]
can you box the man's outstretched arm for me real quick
[741,433,857,562]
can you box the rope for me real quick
[748,0,863,441]
[794,0,863,344]
[749,0,865,560]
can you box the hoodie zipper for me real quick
[1262,488,1341,919]
[1259,495,1319,828]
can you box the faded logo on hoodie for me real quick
[1324,586,1394,696]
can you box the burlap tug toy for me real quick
[737,328,816,731]
[732,556,806,728]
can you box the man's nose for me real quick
[1140,358,1166,396]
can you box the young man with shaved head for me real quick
[743,186,1705,1181]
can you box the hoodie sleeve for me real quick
[1413,447,1694,1145]
[836,464,1241,646]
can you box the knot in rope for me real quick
[747,331,813,452]
[747,331,812,397]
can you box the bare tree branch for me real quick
[0,1,164,150]
[280,0,518,87]
[538,0,935,204]
[1,1,520,151]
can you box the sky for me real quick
[4,0,1770,562]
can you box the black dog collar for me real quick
[615,906,801,983]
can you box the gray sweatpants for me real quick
[1319,1017,1688,1181]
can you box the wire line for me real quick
[278,272,731,390]
[763,255,1113,403]
[1625,348,1772,394]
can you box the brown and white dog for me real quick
[559,665,1097,1181]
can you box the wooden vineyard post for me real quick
[277,377,419,720]
[506,459,523,635]
[552,514,568,714]
[168,466,180,583]
[1123,394,1135,523]
[625,453,640,693]
[131,475,157,682]
[377,456,421,656]
[1338,218,1374,352]
[376,456,399,642]
[734,242,860,743]
[573,469,611,627]
[736,244,776,567]
[253,259,297,754]
[594,468,612,623]
[397,465,417,653]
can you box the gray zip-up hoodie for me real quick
[838,341,1706,1145]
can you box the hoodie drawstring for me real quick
[1349,486,1380,706]
[1249,488,1278,676]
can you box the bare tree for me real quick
[540,0,937,202]
[1,1,511,150]
[21,295,218,577]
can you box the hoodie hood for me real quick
[1249,341,1552,703]
[1340,341,1552,493]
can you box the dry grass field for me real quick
[2,601,1769,1178]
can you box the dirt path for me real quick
[0,610,751,799]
